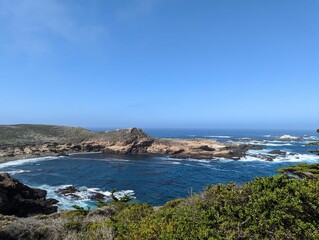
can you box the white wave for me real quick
[42,185,136,210]
[247,149,271,155]
[169,161,181,165]
[272,153,319,163]
[33,184,83,210]
[4,169,32,175]
[217,158,234,163]
[0,156,61,169]
[108,159,130,162]
[263,143,292,147]
[241,152,319,163]
[68,151,102,156]
[162,156,239,164]
[87,188,112,197]
[236,140,293,147]
[279,135,302,141]
[239,155,266,162]
[184,158,214,163]
[303,135,319,140]
[263,135,272,137]
[206,135,231,138]
[197,164,240,172]
[114,190,135,199]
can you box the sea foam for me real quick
[37,184,135,210]
[0,156,61,170]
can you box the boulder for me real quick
[55,185,79,195]
[268,150,286,155]
[0,173,58,217]
[279,135,303,141]
[55,185,106,201]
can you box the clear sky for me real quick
[0,0,318,130]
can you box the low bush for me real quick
[111,174,319,240]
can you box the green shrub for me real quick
[111,203,154,239]
[111,175,319,240]
[277,163,319,179]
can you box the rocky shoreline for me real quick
[0,125,259,162]
[0,173,58,217]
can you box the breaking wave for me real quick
[35,184,135,210]
[0,156,61,170]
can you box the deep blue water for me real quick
[0,129,318,209]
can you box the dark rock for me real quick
[71,145,82,151]
[55,186,79,195]
[171,149,185,155]
[197,145,215,151]
[249,154,276,161]
[102,148,116,154]
[268,150,286,155]
[288,152,297,156]
[248,145,264,150]
[126,139,155,154]
[89,192,105,201]
[0,173,58,217]
[55,186,82,200]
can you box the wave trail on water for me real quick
[5,169,32,175]
[205,135,232,139]
[0,156,62,170]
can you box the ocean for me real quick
[0,129,318,209]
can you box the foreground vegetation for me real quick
[278,163,319,179]
[1,163,319,240]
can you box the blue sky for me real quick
[0,0,318,130]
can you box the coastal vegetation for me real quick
[277,163,319,179]
[1,164,319,239]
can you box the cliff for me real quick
[0,173,58,217]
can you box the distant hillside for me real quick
[0,124,255,161]
[0,124,151,146]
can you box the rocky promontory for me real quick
[0,124,256,161]
[0,173,58,217]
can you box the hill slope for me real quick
[0,124,252,161]
[0,124,150,146]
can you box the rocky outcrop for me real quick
[55,185,105,201]
[279,135,303,141]
[268,150,287,155]
[0,173,58,217]
[247,150,295,162]
[0,125,255,160]
[147,139,255,160]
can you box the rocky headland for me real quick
[0,124,258,162]
[0,173,58,217]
